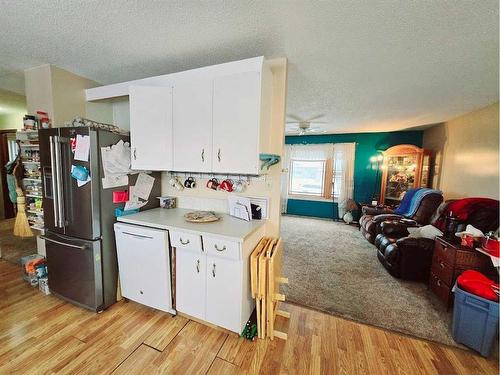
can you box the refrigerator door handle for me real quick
[49,136,59,227]
[54,136,65,228]
[40,235,87,250]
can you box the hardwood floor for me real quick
[0,259,498,374]
[0,218,37,264]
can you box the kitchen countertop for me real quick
[116,208,266,241]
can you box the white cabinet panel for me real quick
[129,85,173,170]
[169,230,203,253]
[212,72,261,174]
[205,256,241,333]
[114,223,174,314]
[203,236,240,261]
[172,80,213,172]
[176,249,206,320]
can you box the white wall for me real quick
[423,102,499,199]
[85,98,130,131]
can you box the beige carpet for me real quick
[280,215,457,347]
[0,218,37,264]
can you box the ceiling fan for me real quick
[286,114,327,135]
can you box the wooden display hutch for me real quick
[380,144,431,206]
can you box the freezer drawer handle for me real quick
[121,231,153,240]
[40,236,87,250]
[214,244,226,252]
[179,238,190,245]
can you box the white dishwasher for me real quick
[114,222,175,314]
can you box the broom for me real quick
[13,161,33,238]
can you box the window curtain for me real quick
[333,143,356,218]
[281,143,333,213]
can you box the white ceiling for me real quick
[0,1,498,133]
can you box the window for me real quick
[289,160,326,196]
[332,157,343,199]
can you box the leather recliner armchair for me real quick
[375,199,500,281]
[360,191,443,243]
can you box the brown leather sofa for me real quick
[359,192,443,243]
[375,199,500,281]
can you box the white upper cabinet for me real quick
[129,85,173,170]
[212,72,262,175]
[91,57,273,174]
[172,80,213,172]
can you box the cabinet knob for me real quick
[212,263,216,278]
[217,149,221,162]
[214,244,227,252]
[437,280,441,287]
[196,259,200,273]
[133,148,137,160]
[201,149,205,162]
[180,238,190,245]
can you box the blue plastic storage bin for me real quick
[452,283,499,357]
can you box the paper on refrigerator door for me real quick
[74,135,90,162]
[101,175,128,189]
[131,173,155,201]
[101,140,132,177]
[124,186,148,210]
[100,140,133,189]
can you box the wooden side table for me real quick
[429,236,490,308]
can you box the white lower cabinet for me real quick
[205,256,241,332]
[176,249,206,321]
[175,232,247,334]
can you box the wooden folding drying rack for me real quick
[250,237,290,340]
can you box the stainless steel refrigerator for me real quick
[39,126,159,312]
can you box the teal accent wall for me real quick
[285,131,423,219]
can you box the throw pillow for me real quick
[408,225,443,239]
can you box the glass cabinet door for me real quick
[383,154,418,204]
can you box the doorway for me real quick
[0,129,18,219]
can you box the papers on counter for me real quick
[227,196,252,221]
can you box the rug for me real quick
[280,215,457,347]
[0,218,37,264]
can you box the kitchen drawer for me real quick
[431,254,454,286]
[170,230,203,252]
[203,236,240,260]
[429,272,452,306]
[434,239,455,265]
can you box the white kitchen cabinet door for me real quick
[129,85,173,170]
[172,80,213,172]
[176,249,206,320]
[114,224,174,314]
[205,256,241,333]
[212,72,261,174]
